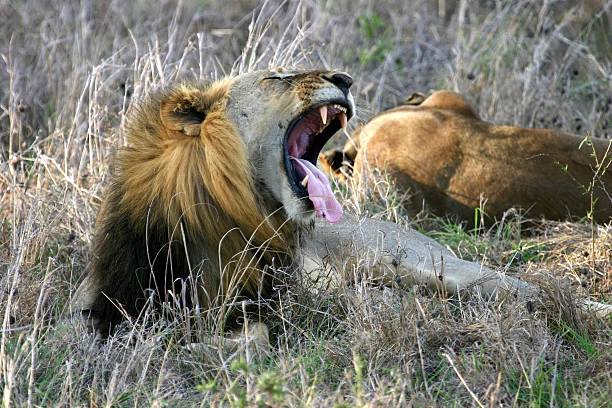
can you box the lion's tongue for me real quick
[290,157,343,223]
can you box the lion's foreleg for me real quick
[301,215,611,317]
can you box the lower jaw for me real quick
[290,198,316,225]
[295,211,316,227]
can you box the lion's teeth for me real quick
[319,105,327,125]
[301,175,309,187]
[333,104,347,112]
[339,112,347,131]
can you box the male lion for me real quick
[322,91,612,225]
[73,71,610,334]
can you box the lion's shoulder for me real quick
[419,91,480,119]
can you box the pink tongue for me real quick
[290,157,343,223]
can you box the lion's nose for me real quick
[322,73,353,94]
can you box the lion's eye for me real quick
[263,74,296,81]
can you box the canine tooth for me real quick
[319,105,327,125]
[301,175,309,186]
[339,112,348,131]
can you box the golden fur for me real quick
[125,81,291,296]
[322,91,612,225]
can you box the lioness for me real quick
[73,71,610,334]
[322,91,612,225]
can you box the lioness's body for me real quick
[74,74,610,334]
[325,91,612,225]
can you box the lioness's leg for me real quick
[299,215,611,316]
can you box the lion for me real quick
[321,90,612,226]
[73,72,611,335]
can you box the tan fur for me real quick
[322,91,612,225]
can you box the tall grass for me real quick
[1,0,611,406]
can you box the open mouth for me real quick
[284,100,352,223]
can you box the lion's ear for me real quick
[160,92,207,137]
[405,92,426,105]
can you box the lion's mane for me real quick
[85,80,295,329]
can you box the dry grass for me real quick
[1,0,611,406]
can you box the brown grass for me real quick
[1,0,611,406]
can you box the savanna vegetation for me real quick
[1,0,611,406]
